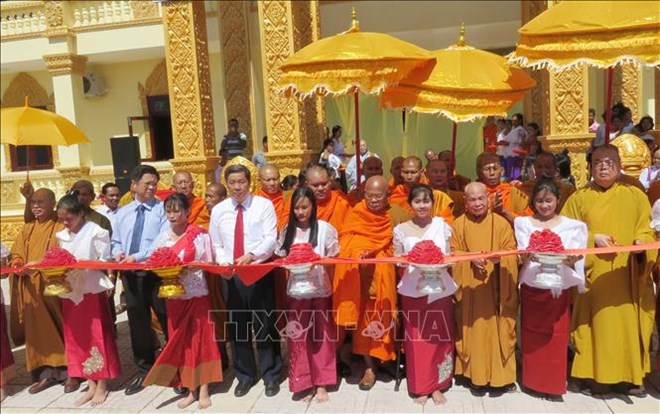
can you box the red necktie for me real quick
[233,204,244,260]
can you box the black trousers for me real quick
[223,272,282,383]
[121,271,168,376]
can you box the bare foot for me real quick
[301,393,314,403]
[358,369,376,391]
[314,386,329,403]
[431,390,447,405]
[413,395,428,405]
[198,384,212,410]
[91,380,109,407]
[177,391,197,409]
[75,382,96,407]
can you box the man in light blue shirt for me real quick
[111,165,171,396]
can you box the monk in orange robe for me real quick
[425,159,465,218]
[451,182,518,393]
[347,156,384,206]
[306,165,350,233]
[517,152,575,212]
[476,152,531,225]
[390,156,454,225]
[254,164,292,232]
[173,171,206,225]
[438,150,471,191]
[9,189,72,393]
[196,183,227,231]
[387,156,405,190]
[334,176,405,390]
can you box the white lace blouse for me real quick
[514,216,587,291]
[56,221,114,305]
[276,220,339,291]
[393,217,457,303]
[152,229,212,300]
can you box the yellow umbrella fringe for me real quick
[508,53,660,72]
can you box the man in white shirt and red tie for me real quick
[209,164,282,397]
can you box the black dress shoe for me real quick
[173,387,188,395]
[125,376,145,396]
[28,377,58,394]
[264,381,280,397]
[234,380,254,397]
[63,377,81,393]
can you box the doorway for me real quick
[147,95,174,161]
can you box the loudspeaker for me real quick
[110,136,141,194]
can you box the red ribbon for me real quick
[3,241,659,286]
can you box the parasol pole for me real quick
[354,89,362,183]
[604,66,614,145]
[450,121,458,175]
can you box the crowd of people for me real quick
[0,116,658,411]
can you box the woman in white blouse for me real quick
[513,178,587,401]
[318,139,342,179]
[393,184,457,406]
[639,147,660,190]
[142,193,222,410]
[276,186,339,403]
[55,192,119,407]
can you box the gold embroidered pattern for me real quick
[438,353,453,384]
[82,346,105,376]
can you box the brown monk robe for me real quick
[334,176,407,390]
[254,164,292,232]
[517,152,575,212]
[172,171,207,225]
[389,156,455,225]
[425,159,465,218]
[347,156,384,206]
[476,152,531,226]
[196,183,227,231]
[451,182,518,392]
[306,165,350,233]
[438,150,471,191]
[9,189,75,393]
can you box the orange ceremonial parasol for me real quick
[278,7,436,180]
[381,24,536,172]
[1,97,90,178]
[508,0,660,142]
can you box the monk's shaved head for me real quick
[476,152,500,169]
[476,152,502,186]
[364,176,389,213]
[306,164,332,202]
[533,152,557,179]
[173,171,195,198]
[362,156,383,180]
[425,159,450,189]
[259,164,281,195]
[205,182,227,211]
[390,156,404,168]
[592,145,621,189]
[71,180,94,194]
[464,182,489,218]
[31,188,56,220]
[403,156,423,170]
[401,156,424,185]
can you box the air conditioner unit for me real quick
[83,73,106,98]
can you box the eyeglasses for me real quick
[593,158,616,169]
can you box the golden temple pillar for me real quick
[162,1,217,195]
[218,1,256,157]
[521,0,549,135]
[257,0,325,177]
[612,63,643,121]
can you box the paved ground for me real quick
[1,282,659,413]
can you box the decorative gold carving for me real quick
[0,216,24,250]
[612,63,642,121]
[44,0,63,29]
[258,0,324,164]
[549,65,588,136]
[220,156,260,193]
[138,59,168,159]
[521,0,549,134]
[1,73,58,172]
[656,68,660,129]
[542,134,592,188]
[219,1,255,156]
[268,151,316,178]
[170,156,219,197]
[130,1,160,20]
[611,134,651,178]
[163,1,216,159]
[56,166,91,190]
[43,53,88,76]
[82,346,105,376]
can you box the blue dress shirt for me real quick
[111,199,170,262]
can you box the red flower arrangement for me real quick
[527,229,565,253]
[408,240,445,264]
[39,248,77,267]
[146,247,183,268]
[280,243,320,265]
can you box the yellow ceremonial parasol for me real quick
[1,97,90,178]
[279,7,436,180]
[508,0,660,142]
[381,24,536,171]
